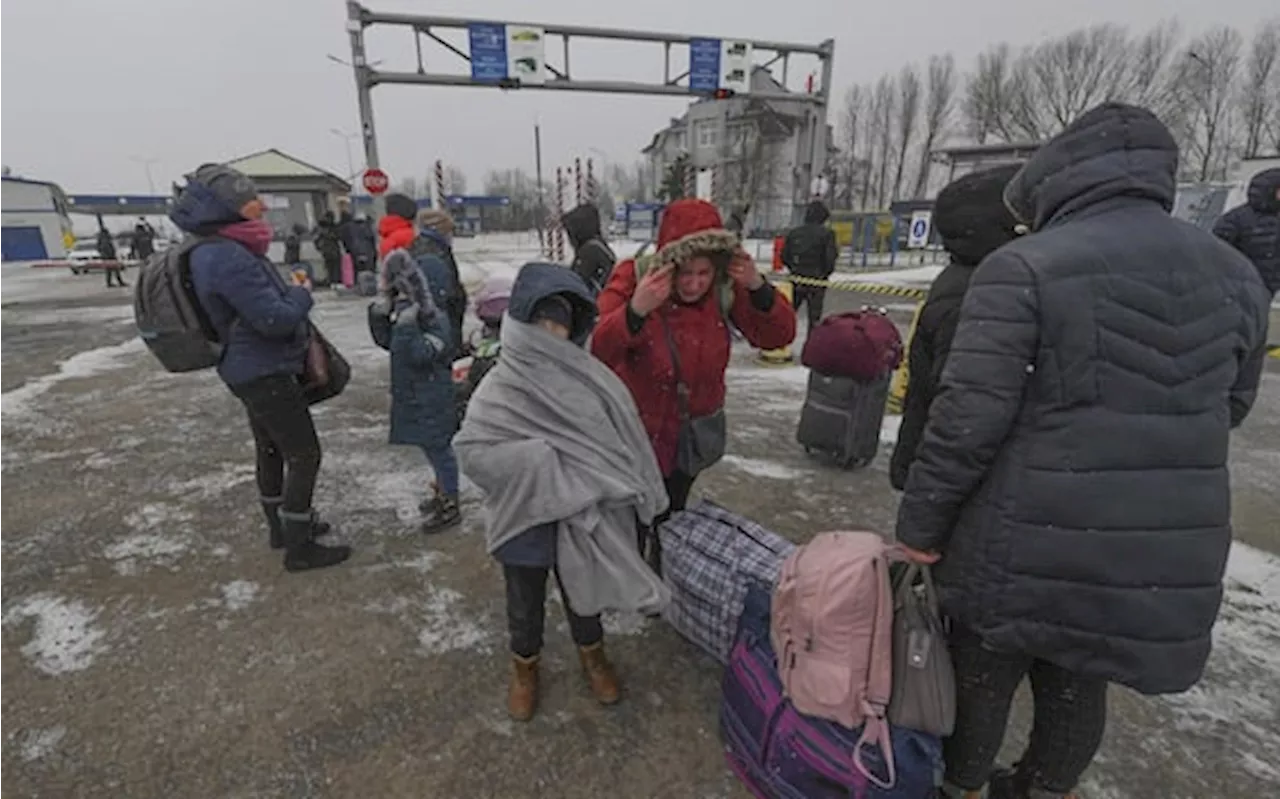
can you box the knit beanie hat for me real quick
[189,164,258,216]
[530,294,574,331]
[384,193,418,222]
[933,164,1022,266]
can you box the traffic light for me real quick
[712,88,736,100]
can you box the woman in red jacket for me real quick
[593,199,796,564]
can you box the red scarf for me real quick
[219,219,273,256]
[378,215,415,257]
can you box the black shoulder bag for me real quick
[659,314,727,477]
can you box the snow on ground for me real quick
[1,594,109,676]
[1,338,144,422]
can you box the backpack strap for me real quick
[851,548,897,788]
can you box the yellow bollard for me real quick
[758,279,796,365]
[886,301,924,414]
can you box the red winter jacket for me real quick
[593,258,796,476]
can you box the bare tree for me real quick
[396,176,421,199]
[870,74,897,209]
[444,165,468,195]
[890,66,922,202]
[963,43,1013,144]
[913,54,956,197]
[1238,20,1280,158]
[1005,24,1131,140]
[837,84,868,209]
[1117,20,1183,120]
[1173,26,1244,181]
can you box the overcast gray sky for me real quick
[2,0,1274,194]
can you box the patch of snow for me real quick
[1160,542,1280,782]
[602,610,650,637]
[1,338,144,421]
[16,726,67,762]
[166,464,256,500]
[416,586,492,654]
[845,264,944,286]
[880,414,902,446]
[218,580,261,612]
[2,594,108,675]
[104,531,190,575]
[124,503,195,533]
[720,455,807,481]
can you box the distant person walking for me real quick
[781,200,838,333]
[131,218,157,261]
[172,163,350,573]
[313,212,342,287]
[1213,167,1280,297]
[97,225,127,288]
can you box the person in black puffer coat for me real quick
[1213,166,1280,296]
[895,104,1271,799]
[782,200,838,332]
[889,164,1022,491]
[562,203,617,296]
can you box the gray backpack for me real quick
[133,237,223,372]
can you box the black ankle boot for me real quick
[280,510,351,572]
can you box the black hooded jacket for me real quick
[889,164,1022,491]
[895,104,1271,695]
[562,204,616,293]
[782,202,838,279]
[1213,167,1280,295]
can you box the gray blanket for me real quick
[454,317,670,616]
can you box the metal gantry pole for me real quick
[346,2,383,216]
[534,123,546,256]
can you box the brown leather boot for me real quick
[507,655,539,721]
[578,642,621,705]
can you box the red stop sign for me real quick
[362,168,390,195]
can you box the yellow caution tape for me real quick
[771,273,929,301]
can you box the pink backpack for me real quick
[770,531,896,788]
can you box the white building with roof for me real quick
[2,175,74,262]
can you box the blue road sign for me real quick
[912,219,928,237]
[468,23,508,83]
[689,38,722,93]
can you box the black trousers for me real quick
[504,564,603,658]
[231,373,322,515]
[792,283,827,332]
[105,265,127,287]
[639,471,697,573]
[944,626,1108,794]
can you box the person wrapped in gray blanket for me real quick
[454,262,670,723]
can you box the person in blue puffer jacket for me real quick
[378,248,462,533]
[171,163,351,573]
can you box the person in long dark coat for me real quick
[889,164,1022,491]
[1213,166,1280,297]
[896,103,1270,799]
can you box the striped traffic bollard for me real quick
[434,159,445,210]
[586,158,597,203]
[574,157,583,205]
[553,167,566,262]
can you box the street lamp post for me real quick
[330,128,358,179]
[132,157,160,195]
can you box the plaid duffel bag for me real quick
[659,500,795,663]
